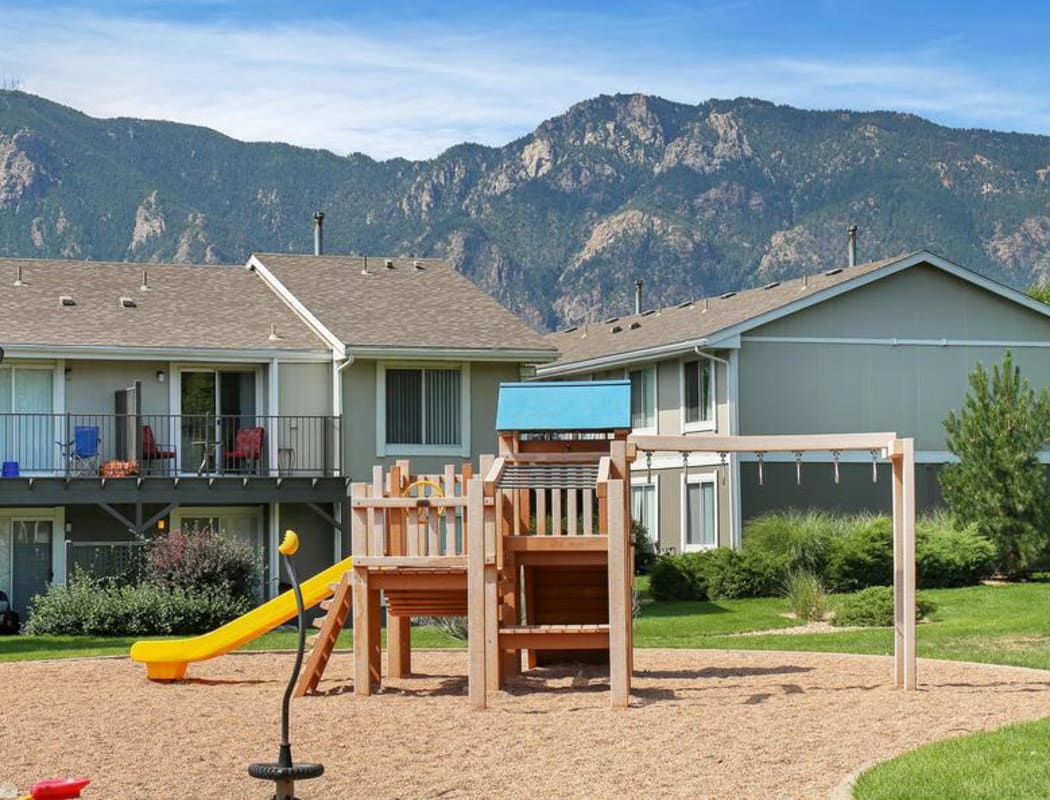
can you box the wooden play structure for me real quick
[296,381,636,707]
[293,381,918,706]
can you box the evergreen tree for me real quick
[941,352,1050,575]
[1026,283,1050,305]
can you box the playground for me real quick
[5,649,1050,798]
[1,381,1002,798]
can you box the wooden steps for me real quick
[294,571,352,697]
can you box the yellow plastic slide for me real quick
[130,556,353,681]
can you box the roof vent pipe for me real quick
[140,269,150,291]
[634,279,643,315]
[13,265,24,287]
[313,211,325,256]
[847,224,857,268]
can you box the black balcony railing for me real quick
[0,413,341,477]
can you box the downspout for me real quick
[332,352,354,563]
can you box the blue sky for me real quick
[1,1,1049,159]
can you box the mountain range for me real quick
[2,90,1050,330]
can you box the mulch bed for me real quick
[3,649,1050,799]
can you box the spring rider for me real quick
[248,531,324,800]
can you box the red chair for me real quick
[225,426,265,474]
[141,425,176,475]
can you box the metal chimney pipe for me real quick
[847,225,857,267]
[313,211,325,256]
[634,279,643,315]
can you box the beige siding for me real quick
[580,353,731,436]
[648,465,732,551]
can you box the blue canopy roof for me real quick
[495,381,631,432]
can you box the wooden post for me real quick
[891,438,917,690]
[901,438,917,690]
[500,552,521,679]
[387,614,411,679]
[467,477,487,709]
[606,478,630,708]
[353,566,373,696]
[484,489,501,694]
[368,586,382,688]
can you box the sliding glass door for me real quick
[178,370,257,474]
[0,367,55,472]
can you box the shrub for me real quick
[783,570,827,622]
[649,554,708,601]
[632,520,657,575]
[825,515,894,593]
[417,616,469,639]
[145,527,259,602]
[832,586,937,627]
[25,570,251,636]
[697,548,748,600]
[916,511,996,588]
[742,510,839,576]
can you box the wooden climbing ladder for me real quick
[294,571,353,697]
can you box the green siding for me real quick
[740,266,1050,450]
[754,265,1050,341]
[67,360,170,415]
[344,359,522,480]
[740,463,946,523]
[278,362,331,417]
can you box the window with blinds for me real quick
[385,367,462,446]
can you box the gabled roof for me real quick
[249,253,557,361]
[0,258,329,356]
[538,250,1050,376]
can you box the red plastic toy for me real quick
[27,778,91,799]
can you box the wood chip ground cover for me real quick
[3,649,1050,799]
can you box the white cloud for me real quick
[1,6,1049,159]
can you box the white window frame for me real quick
[0,506,66,596]
[630,474,660,549]
[625,364,658,434]
[680,356,716,433]
[0,362,62,474]
[680,471,718,552]
[376,361,471,457]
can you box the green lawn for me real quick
[853,716,1050,800]
[7,581,1050,669]
[0,625,463,663]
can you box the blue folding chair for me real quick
[64,425,100,477]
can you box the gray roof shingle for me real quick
[0,258,328,352]
[543,253,917,370]
[252,253,556,357]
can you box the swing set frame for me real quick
[629,432,917,690]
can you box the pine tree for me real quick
[941,352,1050,576]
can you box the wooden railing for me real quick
[350,460,472,567]
[483,453,611,537]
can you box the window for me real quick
[379,364,469,455]
[631,479,658,548]
[0,366,56,472]
[172,507,265,598]
[628,367,656,431]
[683,358,714,430]
[682,476,717,551]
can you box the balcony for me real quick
[0,413,341,478]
